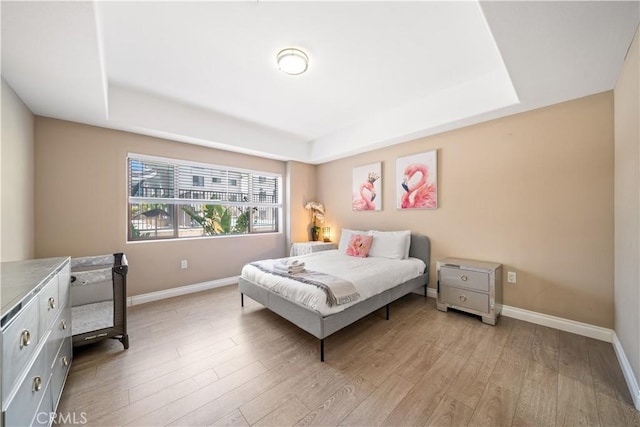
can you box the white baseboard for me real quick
[612,332,640,411]
[128,276,237,306]
[411,287,438,298]
[500,304,614,343]
[426,290,612,342]
[427,287,437,299]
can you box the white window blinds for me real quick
[128,154,281,240]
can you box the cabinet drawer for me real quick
[439,266,489,292]
[32,380,53,427]
[47,305,71,369]
[2,297,40,397]
[4,345,50,427]
[50,336,72,411]
[439,285,489,314]
[39,274,60,336]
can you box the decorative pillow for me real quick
[368,230,411,259]
[338,228,367,252]
[345,234,374,258]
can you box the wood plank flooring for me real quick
[57,285,639,426]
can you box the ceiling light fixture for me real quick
[276,48,309,75]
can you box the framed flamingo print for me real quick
[396,150,437,209]
[352,162,382,211]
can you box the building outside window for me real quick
[128,154,281,240]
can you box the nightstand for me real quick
[290,241,335,257]
[436,257,503,325]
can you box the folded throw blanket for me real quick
[251,260,360,307]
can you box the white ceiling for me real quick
[2,1,638,164]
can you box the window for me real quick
[128,154,281,241]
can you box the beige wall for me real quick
[286,161,317,246]
[34,118,287,296]
[1,78,35,262]
[317,92,614,328]
[614,28,640,391]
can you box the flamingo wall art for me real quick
[352,162,382,211]
[396,150,437,209]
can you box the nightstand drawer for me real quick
[439,266,489,292]
[439,285,489,314]
[290,242,335,256]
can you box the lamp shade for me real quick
[277,48,309,75]
[322,227,331,242]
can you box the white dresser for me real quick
[436,257,503,325]
[290,241,336,257]
[1,257,72,427]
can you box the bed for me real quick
[239,232,430,361]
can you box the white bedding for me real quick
[241,250,426,316]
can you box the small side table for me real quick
[436,257,503,325]
[290,241,336,257]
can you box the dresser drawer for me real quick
[32,380,53,427]
[439,285,489,314]
[4,345,50,427]
[2,298,40,397]
[439,266,489,293]
[39,274,60,336]
[47,305,71,370]
[50,336,72,411]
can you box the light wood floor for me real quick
[57,285,639,426]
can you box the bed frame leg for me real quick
[320,339,325,362]
[424,285,427,298]
[386,304,390,320]
[241,293,244,307]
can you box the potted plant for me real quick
[304,201,325,241]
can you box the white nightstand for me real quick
[290,241,336,256]
[436,257,503,325]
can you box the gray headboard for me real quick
[409,233,431,276]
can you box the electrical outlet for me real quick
[507,271,517,284]
[181,260,188,269]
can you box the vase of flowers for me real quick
[304,201,325,241]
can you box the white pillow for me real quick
[368,230,411,259]
[338,228,368,253]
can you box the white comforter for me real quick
[240,250,426,316]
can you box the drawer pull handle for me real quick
[460,275,468,281]
[61,320,67,330]
[459,295,468,302]
[62,356,69,367]
[33,376,42,392]
[48,297,56,309]
[21,329,31,347]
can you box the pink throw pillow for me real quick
[345,234,373,258]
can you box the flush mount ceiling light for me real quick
[276,48,309,75]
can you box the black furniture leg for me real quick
[241,293,244,307]
[119,334,129,350]
[320,339,324,362]
[386,304,390,320]
[424,284,427,297]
